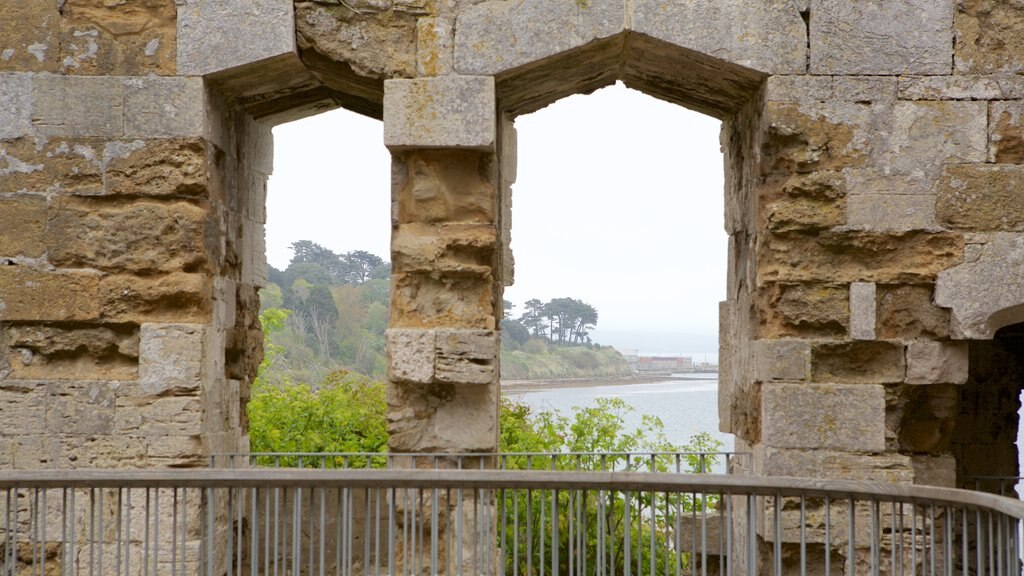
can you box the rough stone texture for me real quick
[0,195,48,258]
[123,77,204,138]
[99,273,212,324]
[387,328,435,384]
[753,340,809,382]
[58,0,177,76]
[138,324,205,394]
[417,17,454,77]
[0,267,100,322]
[434,329,496,385]
[876,284,949,340]
[45,200,209,274]
[387,382,498,452]
[809,0,954,75]
[0,2,60,72]
[762,448,913,482]
[295,1,416,80]
[757,283,849,339]
[32,75,124,137]
[394,152,496,225]
[898,75,1024,101]
[990,101,1024,164]
[0,137,104,194]
[454,0,626,77]
[849,282,876,340]
[762,383,886,451]
[910,455,956,488]
[954,0,1024,74]
[0,75,33,139]
[846,194,935,231]
[937,165,1024,232]
[3,324,139,381]
[177,0,294,76]
[905,341,969,385]
[811,341,905,385]
[937,234,1024,339]
[104,139,209,198]
[384,77,496,151]
[631,0,806,75]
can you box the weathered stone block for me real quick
[384,77,496,151]
[392,223,496,275]
[46,381,116,436]
[391,272,496,330]
[810,0,954,75]
[99,273,212,323]
[387,381,497,452]
[0,267,99,322]
[832,76,897,102]
[395,151,496,225]
[0,383,47,437]
[632,0,806,74]
[454,0,625,77]
[765,76,833,103]
[757,283,849,339]
[387,328,435,384]
[32,75,124,137]
[989,102,1024,164]
[115,395,203,436]
[139,324,205,394]
[124,77,204,138]
[811,341,905,384]
[876,284,949,340]
[762,448,913,481]
[0,1,60,72]
[59,0,177,76]
[104,138,208,197]
[0,75,33,138]
[759,229,964,283]
[294,2,417,80]
[905,341,968,385]
[936,164,1024,232]
[936,233,1024,339]
[846,193,935,231]
[954,0,1024,74]
[45,200,209,273]
[417,17,453,77]
[0,195,47,258]
[435,329,497,385]
[897,75,1019,101]
[753,339,809,382]
[3,324,139,381]
[762,383,886,451]
[176,0,294,76]
[0,137,104,194]
[763,172,846,232]
[876,101,988,181]
[849,282,876,340]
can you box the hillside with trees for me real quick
[258,240,631,386]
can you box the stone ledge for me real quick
[176,0,295,77]
[384,76,496,151]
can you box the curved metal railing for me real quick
[1,469,1022,575]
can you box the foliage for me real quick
[514,296,599,344]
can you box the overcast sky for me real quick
[266,83,726,356]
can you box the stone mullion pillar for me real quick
[383,76,501,458]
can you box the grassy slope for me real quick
[500,342,632,380]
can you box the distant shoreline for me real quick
[501,374,718,393]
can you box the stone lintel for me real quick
[383,76,496,151]
[905,340,969,385]
[849,282,876,340]
[176,0,296,77]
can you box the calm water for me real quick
[504,376,734,453]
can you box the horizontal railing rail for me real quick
[1,469,1022,575]
[211,451,750,474]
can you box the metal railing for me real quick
[210,452,749,475]
[2,469,1024,576]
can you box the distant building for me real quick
[636,355,693,373]
[614,347,639,372]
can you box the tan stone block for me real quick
[762,382,886,451]
[989,102,1024,164]
[897,75,1020,101]
[139,324,205,394]
[937,164,1024,232]
[878,101,988,179]
[387,381,498,452]
[59,0,175,75]
[955,0,1024,74]
[32,75,124,137]
[104,138,209,197]
[435,329,497,385]
[115,395,202,436]
[876,284,949,340]
[395,150,496,225]
[99,273,212,323]
[391,272,496,330]
[757,283,849,339]
[758,229,964,283]
[0,1,61,72]
[386,328,435,384]
[765,76,833,102]
[753,339,809,382]
[146,434,203,460]
[849,282,876,340]
[810,0,953,75]
[46,381,116,435]
[832,76,897,102]
[384,77,496,151]
[936,233,1024,339]
[391,223,497,275]
[3,324,139,381]
[811,341,905,384]
[0,267,100,321]
[846,193,936,231]
[762,448,913,481]
[0,137,104,194]
[0,382,47,436]
[905,341,968,385]
[124,77,204,138]
[0,75,33,138]
[45,199,210,273]
[0,195,47,258]
[178,0,295,76]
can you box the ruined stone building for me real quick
[1,0,1023,495]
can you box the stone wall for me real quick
[0,0,1022,492]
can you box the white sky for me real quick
[266,82,726,355]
